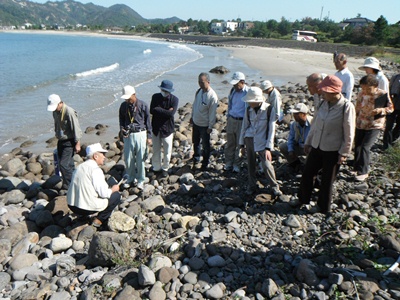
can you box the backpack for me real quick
[389,74,400,109]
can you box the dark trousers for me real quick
[354,128,380,175]
[192,123,211,166]
[298,147,339,213]
[68,192,121,223]
[57,139,76,188]
[383,110,400,149]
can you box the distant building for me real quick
[211,21,238,35]
[178,26,189,34]
[24,23,32,29]
[238,22,254,30]
[338,17,375,30]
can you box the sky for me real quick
[35,0,399,24]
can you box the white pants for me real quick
[152,133,173,171]
[123,131,147,184]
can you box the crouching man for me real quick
[67,143,121,228]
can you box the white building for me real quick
[211,21,238,35]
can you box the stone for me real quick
[108,211,136,232]
[207,255,226,267]
[3,189,26,205]
[261,278,279,298]
[56,255,76,277]
[205,283,226,299]
[140,195,165,212]
[295,259,319,287]
[148,254,172,272]
[148,281,166,300]
[0,239,12,263]
[8,253,38,272]
[138,264,156,286]
[157,267,179,284]
[3,158,26,176]
[211,230,227,243]
[0,272,11,291]
[50,234,72,253]
[284,214,301,228]
[178,216,200,229]
[88,232,132,267]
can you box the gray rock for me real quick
[114,285,141,300]
[179,173,195,184]
[284,214,301,228]
[87,232,132,267]
[4,189,26,205]
[148,254,172,272]
[183,271,198,284]
[261,278,279,298]
[0,272,11,291]
[205,283,226,299]
[8,253,38,272]
[49,291,71,300]
[140,195,165,212]
[295,259,319,287]
[0,239,12,264]
[148,281,166,300]
[3,158,26,176]
[138,264,156,286]
[56,255,76,277]
[207,255,226,267]
[211,230,227,243]
[50,235,73,253]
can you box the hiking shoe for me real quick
[355,173,368,182]
[272,186,282,197]
[92,218,102,228]
[137,182,144,190]
[232,165,240,173]
[123,182,131,189]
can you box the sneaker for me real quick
[272,186,282,197]
[92,218,102,228]
[232,165,240,173]
[355,173,368,182]
[137,182,144,190]
[224,165,233,171]
[123,182,131,189]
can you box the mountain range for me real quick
[0,0,181,27]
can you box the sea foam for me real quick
[75,63,119,77]
[143,49,152,54]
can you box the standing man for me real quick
[225,71,248,172]
[239,87,282,196]
[119,85,152,190]
[67,143,121,228]
[150,80,179,177]
[47,94,82,189]
[306,73,326,109]
[260,80,282,122]
[334,53,355,100]
[384,73,400,149]
[190,72,219,170]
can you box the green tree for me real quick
[277,17,292,36]
[374,15,389,45]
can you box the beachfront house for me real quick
[238,22,254,31]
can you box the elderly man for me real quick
[334,53,355,100]
[306,73,326,110]
[67,143,121,228]
[260,80,282,122]
[190,72,219,170]
[119,85,152,190]
[239,87,282,196]
[279,103,312,166]
[225,71,248,173]
[150,80,179,177]
[47,94,82,189]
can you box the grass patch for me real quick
[379,143,400,178]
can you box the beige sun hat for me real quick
[244,87,265,103]
[358,57,381,71]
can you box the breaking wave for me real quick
[74,63,119,77]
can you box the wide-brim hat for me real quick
[47,94,61,111]
[318,75,343,94]
[86,143,108,157]
[121,85,136,99]
[358,57,381,71]
[230,71,246,85]
[158,79,174,93]
[244,86,265,103]
[289,103,309,114]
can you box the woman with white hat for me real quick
[359,57,389,93]
[239,86,282,196]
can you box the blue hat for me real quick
[158,80,174,93]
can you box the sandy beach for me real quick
[231,46,366,86]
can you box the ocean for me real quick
[0,31,263,154]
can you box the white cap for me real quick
[289,103,309,114]
[230,72,245,85]
[86,143,108,157]
[121,85,136,99]
[47,94,61,111]
[243,87,265,103]
[260,80,273,91]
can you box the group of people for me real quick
[46,53,400,227]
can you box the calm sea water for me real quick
[0,32,263,154]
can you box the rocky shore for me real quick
[1,79,400,300]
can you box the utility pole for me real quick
[320,6,324,20]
